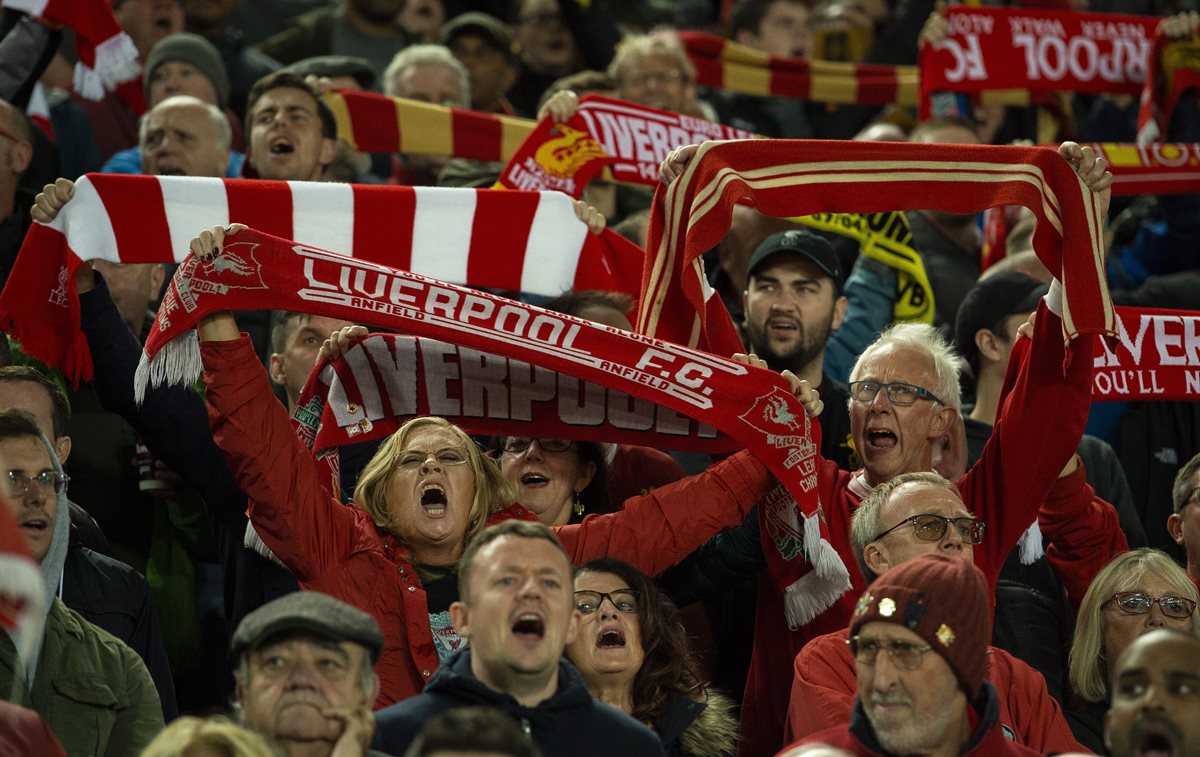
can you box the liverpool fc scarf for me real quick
[676,31,919,106]
[498,95,756,196]
[137,229,839,621]
[4,0,142,104]
[919,7,1158,119]
[0,175,645,385]
[1089,142,1200,195]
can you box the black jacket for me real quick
[373,649,665,757]
[78,275,297,634]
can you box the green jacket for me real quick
[0,598,163,757]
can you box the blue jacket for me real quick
[373,649,665,757]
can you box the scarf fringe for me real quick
[72,64,107,102]
[783,514,852,629]
[91,32,140,87]
[134,331,201,405]
[0,555,48,690]
[1017,520,1044,565]
[243,523,289,569]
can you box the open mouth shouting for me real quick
[269,137,295,156]
[511,612,546,644]
[419,483,448,517]
[1132,719,1181,757]
[595,625,626,650]
[865,426,898,451]
[18,513,48,539]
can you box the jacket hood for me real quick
[426,648,595,715]
[665,690,737,757]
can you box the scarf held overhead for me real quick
[498,95,755,196]
[139,229,827,599]
[1136,33,1200,144]
[1093,306,1200,401]
[919,7,1159,119]
[636,138,1114,626]
[0,175,644,385]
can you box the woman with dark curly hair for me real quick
[566,557,737,757]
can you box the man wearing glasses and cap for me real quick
[784,554,1043,756]
[784,472,1084,753]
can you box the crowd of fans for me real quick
[0,0,1198,755]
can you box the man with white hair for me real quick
[383,44,471,185]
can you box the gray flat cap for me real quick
[231,591,384,663]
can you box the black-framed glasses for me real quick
[874,514,985,545]
[574,589,639,614]
[5,470,69,497]
[847,636,933,670]
[1107,592,1197,619]
[500,438,573,455]
[849,380,944,406]
[394,448,470,471]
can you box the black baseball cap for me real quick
[746,229,843,295]
[441,12,513,56]
[954,271,1049,373]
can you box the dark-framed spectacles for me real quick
[873,514,985,545]
[574,589,639,614]
[847,636,933,670]
[849,380,944,406]
[5,470,69,497]
[394,448,470,471]
[1106,591,1197,620]
[500,437,573,455]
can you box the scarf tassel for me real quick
[1017,520,1044,565]
[134,331,201,405]
[74,32,140,101]
[783,513,852,630]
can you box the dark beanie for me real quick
[144,32,231,109]
[849,554,991,698]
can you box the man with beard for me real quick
[1104,629,1200,757]
[232,591,384,756]
[257,0,416,92]
[795,554,1041,756]
[743,229,853,469]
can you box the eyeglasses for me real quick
[1106,592,1198,620]
[500,438,573,455]
[849,380,944,406]
[518,11,563,26]
[847,636,933,670]
[873,514,985,545]
[5,470,69,497]
[575,589,639,614]
[394,448,470,471]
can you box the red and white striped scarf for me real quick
[919,7,1158,119]
[4,0,141,103]
[0,175,645,384]
[676,31,919,106]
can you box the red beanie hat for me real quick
[849,554,992,698]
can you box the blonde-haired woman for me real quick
[1066,548,1200,751]
[192,221,819,709]
[140,717,277,757]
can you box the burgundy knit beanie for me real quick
[848,553,992,698]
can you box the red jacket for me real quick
[785,628,1083,753]
[739,304,1098,757]
[203,336,776,707]
[792,683,1043,757]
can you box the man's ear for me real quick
[564,608,581,646]
[267,353,286,387]
[831,294,848,332]
[8,140,32,174]
[1168,513,1185,546]
[1103,709,1113,752]
[450,600,470,638]
[148,264,166,301]
[53,435,71,465]
[864,542,890,577]
[928,404,956,439]
[318,137,337,169]
[975,328,1002,365]
[734,29,758,48]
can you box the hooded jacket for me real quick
[373,649,665,756]
[658,689,738,757]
